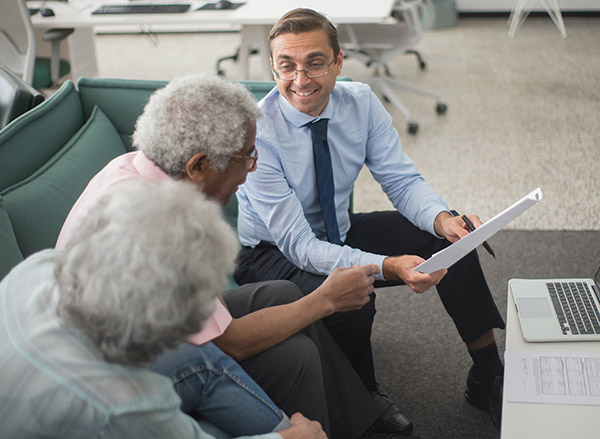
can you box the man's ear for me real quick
[336,50,344,76]
[185,153,208,183]
[270,58,278,81]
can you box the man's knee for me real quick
[244,333,323,387]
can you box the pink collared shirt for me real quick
[56,151,232,345]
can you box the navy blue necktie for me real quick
[308,119,341,245]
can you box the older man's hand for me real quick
[316,264,380,313]
[382,255,447,294]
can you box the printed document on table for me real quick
[505,350,600,406]
[414,187,542,274]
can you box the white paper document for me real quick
[505,350,600,406]
[414,187,542,274]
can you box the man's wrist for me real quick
[306,287,336,318]
[382,257,396,281]
[433,210,452,237]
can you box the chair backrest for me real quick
[337,0,427,65]
[0,0,36,85]
[0,65,44,129]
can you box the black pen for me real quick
[449,210,496,258]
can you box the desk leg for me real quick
[239,25,272,81]
[66,28,98,81]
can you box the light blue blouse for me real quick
[237,82,448,280]
[0,250,281,439]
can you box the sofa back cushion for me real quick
[0,81,84,192]
[0,197,24,280]
[78,77,168,150]
[1,106,128,257]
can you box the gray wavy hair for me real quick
[55,179,238,366]
[132,74,261,177]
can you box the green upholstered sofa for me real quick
[0,77,276,281]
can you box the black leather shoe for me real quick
[370,390,413,435]
[464,365,503,430]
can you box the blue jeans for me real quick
[148,341,289,437]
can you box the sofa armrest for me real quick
[0,66,44,130]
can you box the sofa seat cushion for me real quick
[1,106,128,257]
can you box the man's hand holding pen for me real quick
[435,210,496,258]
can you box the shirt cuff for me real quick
[357,252,387,281]
[424,206,450,238]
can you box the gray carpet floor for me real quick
[372,230,600,439]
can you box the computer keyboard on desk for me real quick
[91,3,191,14]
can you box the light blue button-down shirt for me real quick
[237,82,448,280]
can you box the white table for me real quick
[29,0,396,80]
[501,285,600,438]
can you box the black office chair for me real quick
[216,45,260,77]
[0,65,44,129]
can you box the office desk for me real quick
[29,0,396,80]
[501,287,600,438]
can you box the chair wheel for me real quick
[436,103,448,114]
[407,122,419,135]
[419,61,427,70]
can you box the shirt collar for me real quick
[277,88,335,127]
[133,151,172,181]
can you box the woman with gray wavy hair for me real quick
[0,179,325,439]
[56,179,236,366]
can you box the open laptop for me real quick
[509,265,600,342]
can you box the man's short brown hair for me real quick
[269,8,340,58]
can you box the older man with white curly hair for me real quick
[55,74,389,439]
[0,179,325,439]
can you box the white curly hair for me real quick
[132,73,261,177]
[55,179,238,366]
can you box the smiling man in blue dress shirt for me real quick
[235,8,506,432]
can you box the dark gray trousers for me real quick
[223,280,380,439]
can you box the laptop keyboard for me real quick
[547,282,600,335]
[91,4,191,14]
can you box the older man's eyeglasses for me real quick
[273,59,336,81]
[231,148,258,171]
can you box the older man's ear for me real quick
[184,153,209,184]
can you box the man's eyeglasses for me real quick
[273,59,336,81]
[231,148,258,171]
